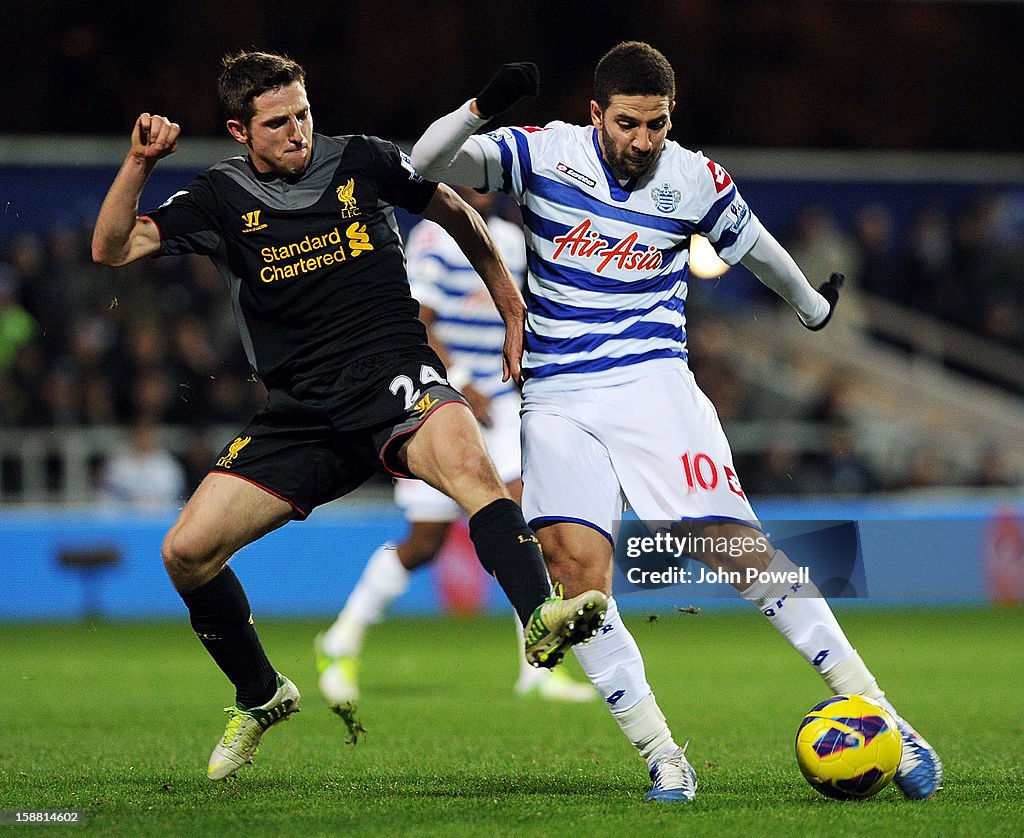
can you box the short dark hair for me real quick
[594,41,675,108]
[218,51,306,126]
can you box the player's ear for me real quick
[589,100,603,128]
[226,119,250,145]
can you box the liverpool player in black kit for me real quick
[92,51,606,780]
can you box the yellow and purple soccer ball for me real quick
[795,694,902,800]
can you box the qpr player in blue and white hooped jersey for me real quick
[406,208,526,400]
[411,93,834,530]
[473,121,759,391]
[409,53,942,809]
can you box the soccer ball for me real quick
[795,694,902,800]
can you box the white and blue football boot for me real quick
[892,715,943,799]
[644,745,698,802]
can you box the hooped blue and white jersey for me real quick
[405,213,526,399]
[469,122,761,391]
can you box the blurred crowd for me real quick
[0,223,269,427]
[0,222,267,502]
[1,186,1022,504]
[788,193,1024,352]
[691,328,1020,496]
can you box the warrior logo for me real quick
[413,392,439,418]
[241,209,267,233]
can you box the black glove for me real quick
[475,62,540,119]
[804,272,845,331]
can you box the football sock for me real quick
[741,549,855,673]
[820,650,896,716]
[572,597,676,766]
[571,597,650,709]
[180,565,278,709]
[614,692,679,769]
[323,543,408,658]
[468,498,551,625]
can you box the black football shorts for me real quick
[209,347,470,518]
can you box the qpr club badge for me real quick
[651,182,681,213]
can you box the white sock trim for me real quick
[612,692,678,768]
[821,650,894,714]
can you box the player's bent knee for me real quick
[161,527,222,588]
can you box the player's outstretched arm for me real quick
[410,104,493,188]
[739,225,841,329]
[421,184,526,385]
[92,113,180,267]
[410,63,539,187]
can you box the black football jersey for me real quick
[144,134,439,390]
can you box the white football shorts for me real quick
[521,365,757,541]
[395,390,522,522]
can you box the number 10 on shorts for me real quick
[680,451,746,500]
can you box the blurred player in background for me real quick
[316,187,594,707]
[98,417,187,508]
[91,50,607,781]
[412,41,941,802]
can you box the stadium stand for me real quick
[1,144,1022,503]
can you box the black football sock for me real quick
[180,566,279,709]
[468,498,551,625]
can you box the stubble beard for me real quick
[601,124,658,181]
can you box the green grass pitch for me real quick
[2,607,1022,837]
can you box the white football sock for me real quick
[741,549,855,674]
[613,692,679,769]
[572,596,677,766]
[322,543,409,657]
[821,650,896,716]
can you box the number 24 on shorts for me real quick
[680,451,746,500]
[388,364,447,410]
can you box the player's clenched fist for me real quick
[474,63,539,119]
[803,272,845,331]
[131,113,180,160]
